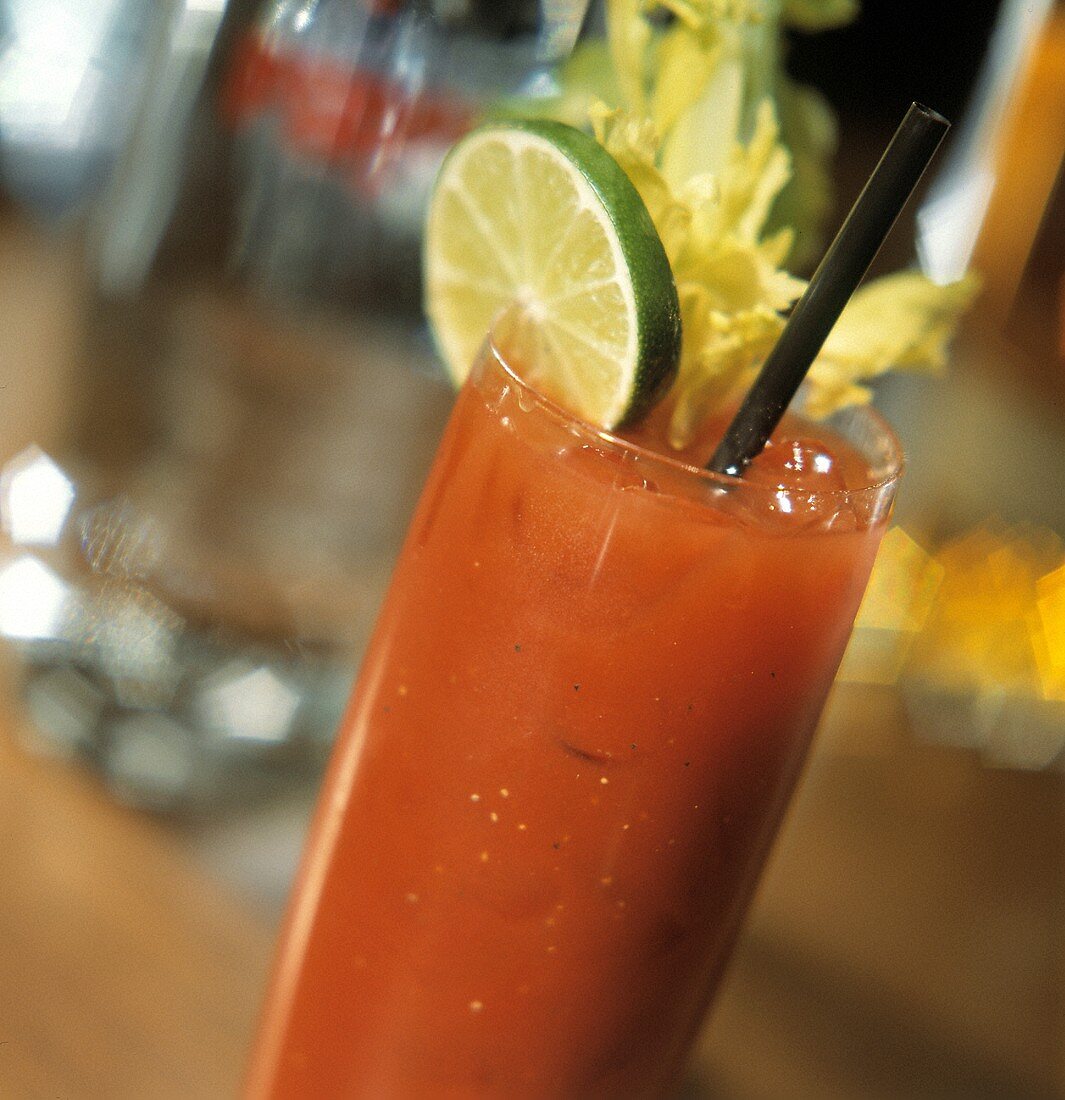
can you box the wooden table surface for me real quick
[1,684,1060,1099]
[697,689,1064,1099]
[0,721,272,1099]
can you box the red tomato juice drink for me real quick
[246,339,902,1097]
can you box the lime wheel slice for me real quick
[424,120,680,429]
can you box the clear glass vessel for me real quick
[247,336,902,1096]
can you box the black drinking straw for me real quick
[707,102,950,477]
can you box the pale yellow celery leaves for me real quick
[593,99,802,306]
[716,101,795,247]
[590,103,693,263]
[607,0,759,125]
[659,53,744,186]
[782,0,859,31]
[691,236,804,312]
[651,20,724,138]
[770,77,837,267]
[594,0,835,220]
[592,98,802,447]
[669,297,784,446]
[665,103,806,444]
[538,0,975,443]
[672,103,805,316]
[656,0,767,27]
[655,4,771,188]
[606,0,652,113]
[800,271,981,419]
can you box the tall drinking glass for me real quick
[247,335,902,1096]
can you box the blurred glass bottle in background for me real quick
[0,0,591,811]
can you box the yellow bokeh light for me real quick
[838,526,943,685]
[905,523,1062,696]
[1034,561,1065,702]
[841,521,1065,707]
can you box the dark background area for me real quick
[786,0,1006,270]
[787,0,1002,131]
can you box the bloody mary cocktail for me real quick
[246,339,901,1097]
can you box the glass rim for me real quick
[481,336,905,500]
